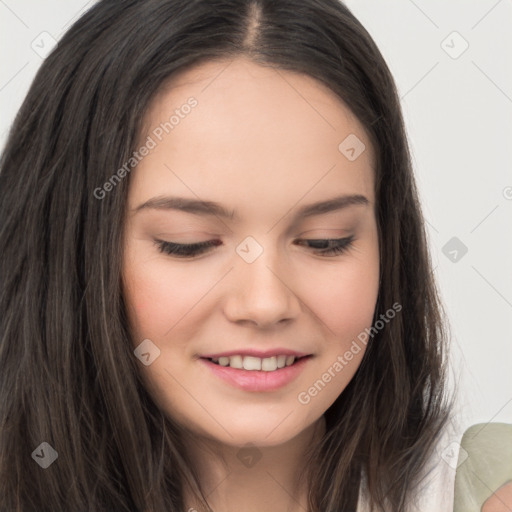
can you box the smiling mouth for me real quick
[202,354,310,372]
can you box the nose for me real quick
[223,246,302,328]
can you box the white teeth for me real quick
[261,356,277,372]
[210,354,299,371]
[277,355,287,368]
[243,356,261,371]
[229,355,243,369]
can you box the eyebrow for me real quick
[132,194,369,221]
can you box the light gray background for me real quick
[1,0,511,438]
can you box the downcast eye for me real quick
[154,235,355,258]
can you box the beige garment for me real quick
[453,423,512,512]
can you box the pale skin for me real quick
[482,481,512,512]
[121,57,380,512]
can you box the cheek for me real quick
[296,262,379,413]
[331,277,377,336]
[305,257,380,344]
[122,254,209,340]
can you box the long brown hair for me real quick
[0,1,455,510]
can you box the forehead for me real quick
[129,57,376,216]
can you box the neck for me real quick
[182,416,326,512]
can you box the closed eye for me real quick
[154,235,355,258]
[294,235,355,256]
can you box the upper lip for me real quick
[200,348,311,359]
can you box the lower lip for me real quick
[199,356,312,392]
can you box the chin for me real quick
[191,416,313,449]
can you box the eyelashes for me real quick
[155,239,222,258]
[154,235,355,258]
[295,236,355,256]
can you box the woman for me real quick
[0,1,457,510]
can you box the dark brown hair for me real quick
[0,0,455,510]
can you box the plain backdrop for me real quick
[1,0,511,441]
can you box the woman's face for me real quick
[122,57,380,448]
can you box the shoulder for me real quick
[356,422,512,512]
[453,422,512,512]
[405,421,512,512]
